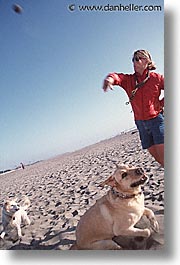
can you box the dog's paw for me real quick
[143,228,151,238]
[150,218,159,233]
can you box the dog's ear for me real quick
[4,201,11,212]
[114,163,119,168]
[100,175,116,187]
[13,197,18,202]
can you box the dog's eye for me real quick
[122,172,128,179]
[13,217,16,220]
[135,168,143,175]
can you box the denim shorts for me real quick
[135,114,164,149]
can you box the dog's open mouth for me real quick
[130,175,148,188]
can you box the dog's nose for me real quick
[14,205,19,211]
[135,168,144,175]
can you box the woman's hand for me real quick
[102,77,114,92]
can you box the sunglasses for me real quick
[132,56,146,62]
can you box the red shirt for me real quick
[108,70,164,120]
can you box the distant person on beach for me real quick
[102,49,164,167]
[20,162,25,170]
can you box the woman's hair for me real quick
[133,49,156,70]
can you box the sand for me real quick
[0,130,164,250]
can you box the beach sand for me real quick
[0,130,164,250]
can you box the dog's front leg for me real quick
[25,215,31,226]
[114,225,151,238]
[143,207,159,233]
[126,227,151,238]
[0,231,6,240]
[16,226,22,240]
[22,212,31,226]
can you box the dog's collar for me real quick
[111,188,142,199]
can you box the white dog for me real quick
[0,196,31,240]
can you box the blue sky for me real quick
[0,0,164,170]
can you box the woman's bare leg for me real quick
[148,144,164,167]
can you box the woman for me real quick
[102,50,164,167]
